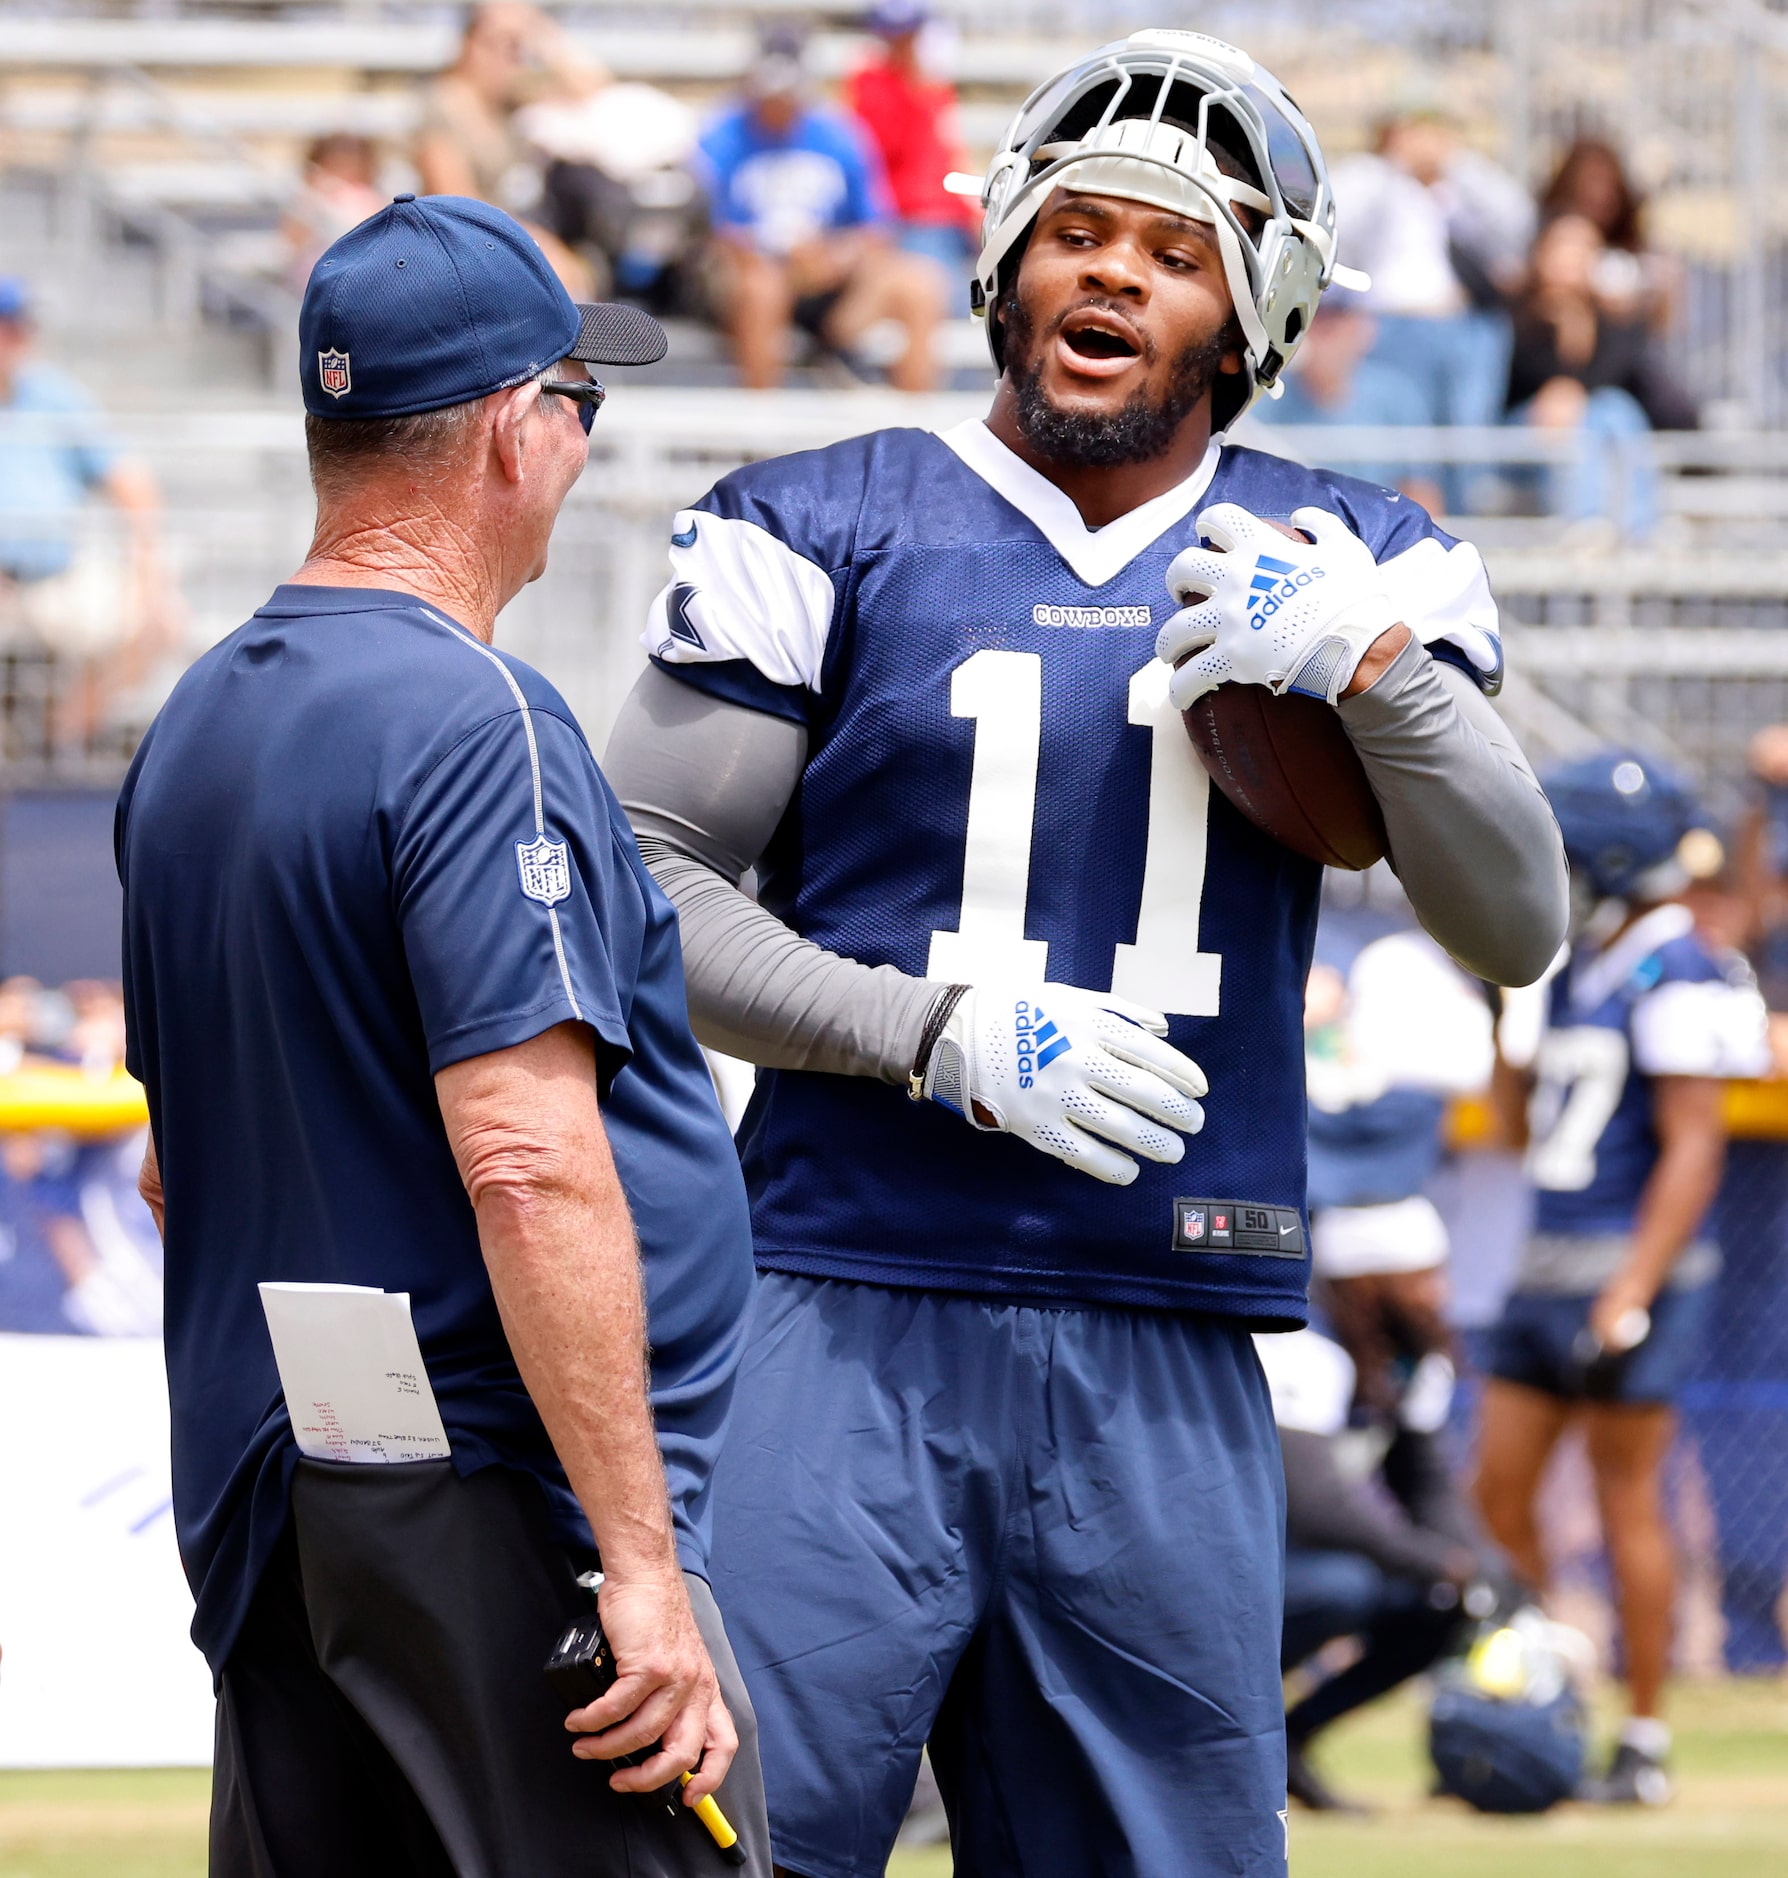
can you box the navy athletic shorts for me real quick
[1486,1282,1714,1406]
[708,1273,1289,1878]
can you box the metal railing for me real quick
[9,402,1788,802]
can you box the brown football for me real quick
[1179,521,1388,871]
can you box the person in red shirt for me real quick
[843,0,978,291]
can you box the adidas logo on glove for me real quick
[1246,553,1325,627]
[1013,999,1073,1088]
[917,983,1208,1186]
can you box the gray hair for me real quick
[303,369,558,499]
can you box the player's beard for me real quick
[1002,288,1234,467]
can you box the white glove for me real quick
[1157,504,1399,710]
[919,983,1207,1186]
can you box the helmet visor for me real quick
[1238,82,1322,218]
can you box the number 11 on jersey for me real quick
[1110,659,1222,1016]
[926,649,1222,1017]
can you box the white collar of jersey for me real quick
[937,419,1222,589]
[1569,901,1695,1014]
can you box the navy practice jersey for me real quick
[1530,903,1767,1237]
[645,421,1503,1321]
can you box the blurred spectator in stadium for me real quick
[1504,214,1678,541]
[1331,104,1534,512]
[415,2,601,296]
[1539,138,1684,341]
[522,81,706,312]
[1249,303,1442,511]
[1476,753,1768,1805]
[282,134,385,293]
[0,278,173,691]
[842,1,978,298]
[698,32,942,390]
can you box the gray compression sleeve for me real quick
[602,664,942,1081]
[1337,635,1568,987]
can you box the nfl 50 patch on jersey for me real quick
[1174,1200,1306,1257]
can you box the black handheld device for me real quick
[542,1573,749,1866]
[544,1609,620,1712]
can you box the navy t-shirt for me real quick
[117,585,755,1674]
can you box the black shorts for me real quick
[791,286,846,339]
[211,1458,769,1877]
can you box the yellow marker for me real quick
[680,1773,747,1865]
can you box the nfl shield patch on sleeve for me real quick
[514,834,571,907]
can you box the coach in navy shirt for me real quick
[116,197,767,1875]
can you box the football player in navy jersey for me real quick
[604,30,1566,1877]
[1475,753,1767,1809]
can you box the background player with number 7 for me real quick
[604,30,1569,1878]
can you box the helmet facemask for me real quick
[959,32,1358,433]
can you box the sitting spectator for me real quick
[1540,138,1687,365]
[0,280,171,685]
[699,34,942,390]
[282,134,385,293]
[843,1,979,295]
[1249,303,1441,510]
[522,80,706,310]
[414,2,599,295]
[1331,106,1533,512]
[1505,214,1669,539]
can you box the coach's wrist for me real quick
[1340,623,1413,699]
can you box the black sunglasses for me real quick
[541,376,607,432]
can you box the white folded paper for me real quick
[258,1282,451,1464]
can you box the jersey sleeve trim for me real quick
[649,653,811,726]
[1374,533,1503,694]
[642,509,836,694]
[1631,977,1771,1079]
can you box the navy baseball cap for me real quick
[299,194,665,418]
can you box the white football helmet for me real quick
[951,30,1363,430]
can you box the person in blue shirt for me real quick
[697,32,942,389]
[604,32,1567,1877]
[116,197,768,1874]
[0,277,165,661]
[1475,752,1768,1809]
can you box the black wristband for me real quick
[907,983,971,1100]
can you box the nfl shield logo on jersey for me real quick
[318,349,351,398]
[514,834,571,907]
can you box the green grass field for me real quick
[2,1681,1783,1877]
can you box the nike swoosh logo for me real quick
[671,522,697,548]
[1280,1223,1299,1236]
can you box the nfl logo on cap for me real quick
[318,349,351,398]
